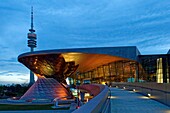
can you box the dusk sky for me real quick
[0,0,170,85]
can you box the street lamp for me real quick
[76,71,80,108]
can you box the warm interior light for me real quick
[138,96,149,99]
[101,82,106,85]
[85,93,90,97]
[34,61,37,65]
[109,96,118,99]
[123,87,126,89]
[133,89,136,92]
[148,93,151,97]
[165,110,170,113]
[86,98,89,102]
[12,97,16,99]
[156,58,163,83]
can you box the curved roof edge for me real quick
[18,46,140,61]
[168,49,170,54]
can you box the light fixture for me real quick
[86,98,89,102]
[133,89,136,92]
[109,96,117,99]
[148,93,151,97]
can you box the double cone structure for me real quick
[20,77,72,101]
[18,53,78,83]
[18,53,78,101]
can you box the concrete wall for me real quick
[111,82,170,107]
[72,85,110,113]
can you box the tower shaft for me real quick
[27,6,37,86]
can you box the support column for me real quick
[108,63,112,83]
[29,71,35,86]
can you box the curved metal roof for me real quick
[18,47,139,82]
[18,51,133,74]
[18,46,140,61]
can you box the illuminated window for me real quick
[156,58,163,83]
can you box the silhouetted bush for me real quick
[0,84,30,98]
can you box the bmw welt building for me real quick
[18,46,170,101]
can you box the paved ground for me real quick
[1,88,170,113]
[110,88,170,113]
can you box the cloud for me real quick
[0,57,23,71]
[35,0,170,54]
[0,71,29,85]
[0,71,21,76]
[0,0,170,84]
[0,57,17,62]
[0,45,8,49]
[18,78,29,82]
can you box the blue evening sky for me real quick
[0,0,170,85]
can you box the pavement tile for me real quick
[110,88,170,113]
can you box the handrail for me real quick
[101,88,111,113]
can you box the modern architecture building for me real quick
[19,46,170,84]
[18,46,170,101]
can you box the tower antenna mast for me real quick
[31,6,34,31]
[27,6,37,85]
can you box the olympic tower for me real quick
[27,7,37,86]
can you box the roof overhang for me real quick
[62,52,129,72]
[18,51,134,73]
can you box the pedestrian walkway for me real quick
[110,88,170,113]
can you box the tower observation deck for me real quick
[27,7,37,52]
[27,7,36,85]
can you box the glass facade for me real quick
[73,60,145,84]
[72,54,170,84]
[138,55,170,83]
